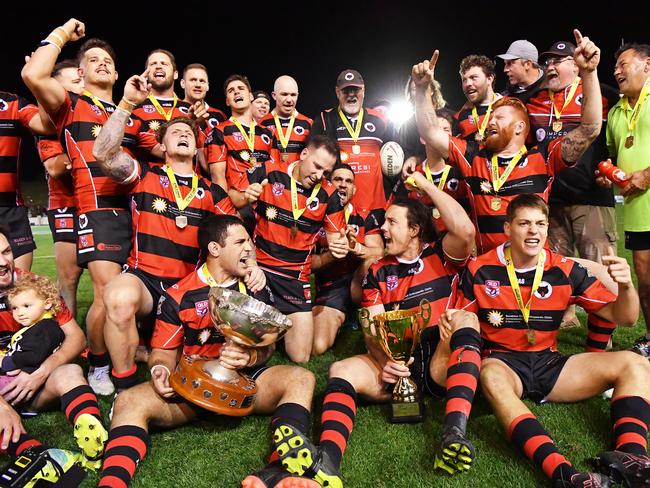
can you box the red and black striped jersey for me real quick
[361,241,459,328]
[258,111,313,164]
[0,92,39,207]
[198,104,228,142]
[0,270,73,339]
[49,91,151,213]
[453,96,502,141]
[132,97,198,148]
[447,136,568,254]
[151,267,272,357]
[127,163,236,280]
[312,107,395,218]
[205,119,275,188]
[36,136,75,210]
[456,243,616,353]
[234,160,346,282]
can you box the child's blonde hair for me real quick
[7,274,61,315]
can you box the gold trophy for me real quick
[170,287,292,416]
[359,299,431,423]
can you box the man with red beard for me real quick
[411,30,604,255]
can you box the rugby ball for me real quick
[380,141,404,177]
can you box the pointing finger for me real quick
[430,50,440,67]
[573,29,583,45]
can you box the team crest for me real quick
[57,207,68,214]
[261,134,271,145]
[447,178,459,191]
[307,198,319,211]
[78,214,88,229]
[195,300,209,317]
[408,259,424,275]
[317,228,326,238]
[575,94,583,106]
[208,118,219,129]
[534,281,553,299]
[152,198,167,213]
[196,187,205,200]
[349,224,359,236]
[272,182,285,196]
[179,106,190,114]
[233,132,244,143]
[480,180,493,193]
[159,175,170,188]
[303,286,311,301]
[127,117,134,127]
[0,99,7,111]
[91,105,102,117]
[468,115,476,125]
[149,120,161,132]
[518,156,528,168]
[294,126,305,136]
[386,275,398,291]
[536,128,547,142]
[487,310,504,327]
[143,105,155,114]
[485,280,500,298]
[364,122,376,133]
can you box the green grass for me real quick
[14,214,648,487]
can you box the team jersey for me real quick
[49,91,154,213]
[0,318,64,373]
[234,160,346,282]
[258,111,313,164]
[454,95,503,141]
[205,118,275,188]
[152,266,271,357]
[361,240,459,328]
[0,270,73,340]
[446,136,568,254]
[132,96,202,147]
[36,136,76,210]
[312,107,395,223]
[314,202,366,285]
[526,80,619,206]
[0,92,39,207]
[457,243,616,353]
[127,162,236,280]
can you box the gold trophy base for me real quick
[389,376,424,423]
[170,355,257,416]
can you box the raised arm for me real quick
[412,51,450,158]
[561,29,603,163]
[21,19,86,113]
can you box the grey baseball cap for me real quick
[497,40,539,63]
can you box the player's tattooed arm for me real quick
[92,108,137,184]
[561,121,601,163]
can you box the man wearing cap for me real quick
[527,40,620,335]
[498,40,545,103]
[252,90,271,123]
[312,69,393,254]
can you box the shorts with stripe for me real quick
[76,209,131,267]
[47,207,77,243]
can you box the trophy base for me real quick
[170,355,257,416]
[389,400,424,424]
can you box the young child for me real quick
[0,274,65,389]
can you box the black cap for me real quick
[252,90,270,102]
[336,69,364,89]
[539,41,576,62]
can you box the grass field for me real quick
[15,215,648,487]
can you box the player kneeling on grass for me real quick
[0,225,107,484]
[97,215,320,488]
[271,172,484,487]
[457,194,650,488]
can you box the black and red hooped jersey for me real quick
[127,163,236,280]
[199,104,228,142]
[234,160,346,282]
[132,97,200,148]
[36,136,75,210]
[0,92,39,207]
[361,241,460,328]
[447,136,568,254]
[457,244,616,353]
[206,119,275,188]
[258,111,313,164]
[454,99,501,141]
[49,91,152,213]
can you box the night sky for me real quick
[3,2,647,184]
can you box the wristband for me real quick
[38,40,61,53]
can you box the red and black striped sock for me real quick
[110,365,139,391]
[269,402,311,464]
[88,351,110,368]
[444,328,482,434]
[611,395,650,456]
[5,433,43,457]
[98,425,150,488]
[586,314,616,352]
[60,385,101,424]
[509,413,577,482]
[319,377,357,470]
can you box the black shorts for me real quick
[314,274,352,310]
[123,266,177,330]
[408,327,446,398]
[486,349,570,403]
[0,206,35,258]
[76,209,132,267]
[47,207,77,243]
[625,231,650,251]
[261,268,312,314]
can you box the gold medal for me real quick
[352,144,361,155]
[526,329,536,345]
[625,135,634,148]
[175,214,188,229]
[474,132,485,143]
[281,152,289,162]
[432,208,441,219]
[552,120,563,132]
[250,157,257,165]
[290,224,298,238]
[491,197,502,211]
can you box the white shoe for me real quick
[602,387,614,400]
[87,366,115,396]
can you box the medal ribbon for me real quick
[272,110,297,151]
[338,108,364,143]
[201,263,248,295]
[622,79,650,134]
[490,146,528,193]
[289,163,321,223]
[504,245,545,324]
[471,94,496,140]
[148,94,178,122]
[424,162,451,191]
[548,76,580,123]
[164,165,198,212]
[230,117,256,152]
[83,90,110,117]
[344,203,352,224]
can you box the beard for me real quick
[485,123,515,153]
[150,76,174,92]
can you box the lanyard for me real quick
[338,108,364,143]
[164,165,198,212]
[344,203,352,224]
[504,245,545,324]
[272,110,297,150]
[622,79,650,133]
[83,90,110,117]
[201,263,247,295]
[490,146,528,193]
[148,94,178,121]
[230,117,256,152]
[548,77,580,122]
[424,162,451,191]
[471,94,496,139]
[289,163,321,222]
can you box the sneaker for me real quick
[88,366,115,396]
[554,472,612,487]
[273,424,342,488]
[629,336,650,358]
[73,413,108,465]
[594,450,650,488]
[23,448,81,488]
[433,426,476,475]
